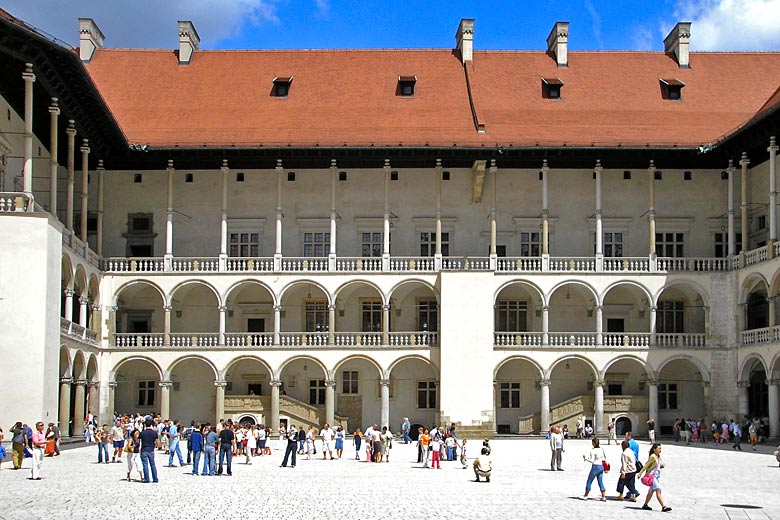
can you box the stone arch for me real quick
[224,279,278,307]
[769,267,780,298]
[602,280,653,306]
[59,346,72,378]
[656,354,710,383]
[112,357,163,416]
[112,356,164,381]
[494,355,544,380]
[601,355,653,380]
[276,354,328,379]
[88,274,100,303]
[278,279,333,306]
[739,273,769,305]
[61,254,74,290]
[169,279,223,307]
[73,265,88,298]
[388,279,439,302]
[334,279,386,305]
[653,279,710,308]
[387,354,439,376]
[222,355,274,378]
[494,279,545,304]
[333,354,384,378]
[72,350,87,380]
[770,351,780,379]
[86,354,99,383]
[547,354,599,380]
[739,354,769,382]
[548,280,599,305]
[113,279,166,307]
[167,355,219,380]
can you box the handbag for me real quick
[601,448,610,472]
[641,472,654,486]
[636,459,644,472]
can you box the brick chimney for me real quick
[78,18,105,63]
[178,21,200,65]
[455,18,474,64]
[547,22,569,67]
[664,22,691,69]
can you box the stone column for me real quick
[542,305,549,345]
[22,63,35,195]
[594,380,605,435]
[770,136,778,243]
[768,379,779,439]
[159,381,172,419]
[274,159,283,271]
[165,160,174,269]
[59,378,72,436]
[79,296,89,327]
[740,152,750,254]
[727,160,736,256]
[380,379,391,428]
[649,305,657,345]
[66,121,76,231]
[87,383,99,419]
[215,380,227,425]
[218,305,227,346]
[163,305,171,345]
[219,160,229,271]
[737,381,749,417]
[64,289,74,322]
[107,381,117,420]
[648,160,657,256]
[382,304,390,345]
[329,159,337,270]
[49,98,60,215]
[489,159,498,270]
[382,159,391,271]
[770,297,777,328]
[594,160,604,270]
[325,379,336,426]
[540,379,551,434]
[273,305,281,345]
[79,139,90,241]
[703,382,713,421]
[648,380,659,432]
[434,158,443,271]
[328,305,336,345]
[270,380,282,434]
[96,160,105,255]
[541,159,550,255]
[595,305,603,346]
[73,380,86,436]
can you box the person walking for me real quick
[51,422,61,456]
[166,419,185,467]
[30,421,46,480]
[280,424,298,468]
[637,443,671,512]
[10,422,26,470]
[430,433,441,468]
[111,420,125,463]
[139,418,160,483]
[335,425,346,459]
[190,423,203,474]
[420,428,431,468]
[202,424,218,476]
[353,428,362,460]
[616,440,638,501]
[579,437,607,501]
[607,418,617,445]
[732,421,743,451]
[97,424,110,464]
[381,426,393,462]
[749,420,758,451]
[245,425,256,464]
[217,420,236,475]
[402,418,411,444]
[647,418,656,444]
[125,427,143,482]
[549,426,564,471]
[320,423,334,460]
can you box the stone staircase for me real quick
[223,394,348,431]
[517,394,648,435]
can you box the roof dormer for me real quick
[272,76,293,97]
[542,77,564,99]
[398,75,417,97]
[660,78,685,100]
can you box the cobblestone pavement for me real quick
[1,438,779,519]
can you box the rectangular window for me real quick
[417,380,436,409]
[137,381,155,407]
[305,301,328,332]
[519,232,541,257]
[342,370,359,394]
[658,383,678,410]
[361,300,382,333]
[656,301,684,333]
[604,232,624,258]
[309,379,326,405]
[499,382,521,408]
[361,232,384,257]
[303,232,330,257]
[420,232,449,257]
[418,300,438,332]
[656,232,684,258]
[714,232,742,257]
[496,300,528,332]
[229,232,259,257]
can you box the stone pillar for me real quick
[79,139,90,241]
[542,305,549,345]
[648,160,656,256]
[770,137,778,242]
[770,297,777,328]
[540,379,551,434]
[87,383,98,419]
[727,160,736,256]
[22,63,35,195]
[274,159,283,270]
[328,305,336,345]
[595,305,603,346]
[489,159,498,270]
[218,305,227,346]
[380,379,391,428]
[383,159,391,271]
[66,121,76,231]
[79,296,89,327]
[382,304,390,345]
[702,382,713,421]
[329,159,337,270]
[96,160,105,255]
[49,98,60,215]
[768,379,779,439]
[273,305,281,345]
[648,380,659,432]
[594,380,605,435]
[740,152,750,254]
[270,380,282,435]
[159,381,172,419]
[649,305,657,345]
[59,378,72,435]
[434,158,443,271]
[594,160,604,270]
[163,305,171,345]
[219,160,229,271]
[737,381,749,417]
[325,379,336,426]
[165,160,174,269]
[73,380,86,436]
[64,289,74,322]
[215,380,227,425]
[107,381,117,420]
[541,159,550,256]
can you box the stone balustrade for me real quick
[441,257,491,270]
[335,257,383,272]
[281,257,329,272]
[494,332,544,347]
[114,333,166,347]
[102,257,165,272]
[496,257,541,272]
[495,330,706,349]
[548,332,598,347]
[549,257,596,272]
[742,326,780,345]
[60,317,97,345]
[389,257,435,272]
[226,258,274,272]
[655,333,707,348]
[224,333,274,347]
[169,333,220,347]
[744,245,770,267]
[332,332,383,346]
[602,333,652,347]
[171,257,220,272]
[0,192,34,212]
[388,331,438,346]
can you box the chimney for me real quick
[455,18,474,64]
[178,21,200,65]
[664,22,691,69]
[78,18,105,63]
[546,22,569,67]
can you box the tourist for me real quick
[187,423,202,474]
[419,428,431,468]
[353,428,362,460]
[280,424,297,468]
[607,417,617,445]
[459,438,468,468]
[50,421,61,456]
[616,440,638,501]
[167,419,185,467]
[10,421,26,469]
[217,419,235,475]
[111,420,125,463]
[320,423,334,460]
[44,424,56,457]
[549,426,564,471]
[402,417,411,444]
[732,420,743,451]
[305,426,314,459]
[202,424,218,476]
[445,433,456,461]
[0,427,5,469]
[258,424,267,456]
[720,419,730,445]
[139,418,159,483]
[96,424,110,464]
[561,424,569,439]
[584,424,594,439]
[125,427,143,482]
[381,426,393,462]
[579,437,607,501]
[245,425,256,464]
[699,419,708,443]
[624,431,642,500]
[672,418,681,442]
[647,418,656,443]
[576,418,583,439]
[749,419,758,451]
[473,447,492,482]
[297,425,306,454]
[416,426,424,463]
[637,443,671,512]
[430,431,441,468]
[371,424,382,463]
[30,421,45,480]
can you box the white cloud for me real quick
[631,25,654,51]
[1,0,282,48]
[584,0,605,50]
[314,0,330,18]
[670,0,780,50]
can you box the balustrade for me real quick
[497,257,541,272]
[549,257,596,272]
[740,326,780,345]
[279,332,330,346]
[743,245,769,266]
[226,258,274,272]
[332,332,383,346]
[655,333,707,347]
[389,257,435,272]
[171,257,219,272]
[603,257,650,272]
[656,257,730,272]
[60,317,97,345]
[602,333,651,347]
[388,331,437,346]
[494,332,544,346]
[224,333,274,347]
[547,333,597,347]
[169,333,220,347]
[113,333,165,347]
[102,257,165,272]
[441,257,491,270]
[281,257,328,272]
[0,192,34,212]
[334,257,382,272]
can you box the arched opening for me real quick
[602,283,651,346]
[224,357,273,425]
[333,281,384,346]
[548,283,597,346]
[389,357,439,430]
[225,282,275,347]
[73,266,88,326]
[239,415,256,426]
[113,358,162,416]
[747,291,769,330]
[656,358,706,435]
[494,283,543,346]
[279,282,330,346]
[278,357,328,430]
[604,358,651,435]
[548,357,598,433]
[656,284,707,347]
[334,356,383,433]
[61,255,73,319]
[494,358,542,434]
[169,357,217,423]
[114,282,165,346]
[616,416,632,437]
[388,281,439,346]
[744,358,768,418]
[170,282,220,346]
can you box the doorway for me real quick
[607,319,625,333]
[616,416,632,437]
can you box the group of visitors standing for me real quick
[4,421,60,479]
[672,417,767,451]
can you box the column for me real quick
[649,305,657,345]
[87,383,98,418]
[273,305,281,345]
[270,380,282,434]
[540,379,551,434]
[79,296,89,327]
[325,380,336,426]
[219,159,229,271]
[770,297,777,328]
[434,158,443,271]
[382,159,391,271]
[73,380,86,436]
[49,98,60,216]
[274,159,283,270]
[542,305,549,345]
[22,63,35,195]
[80,139,90,241]
[328,305,336,345]
[648,380,659,431]
[489,159,498,270]
[107,381,117,420]
[165,160,174,269]
[159,381,172,419]
[727,160,736,256]
[329,159,337,270]
[768,379,779,439]
[594,160,604,270]
[215,380,227,424]
[737,381,749,417]
[594,379,605,435]
[163,305,171,345]
[218,305,227,345]
[595,305,603,345]
[541,159,550,260]
[66,121,76,231]
[64,289,74,322]
[382,304,390,345]
[740,152,750,254]
[770,136,778,243]
[648,160,657,256]
[96,160,105,255]
[59,378,72,435]
[380,379,391,428]
[703,382,713,420]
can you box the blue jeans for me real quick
[168,440,184,465]
[191,450,202,474]
[447,446,455,460]
[98,442,109,463]
[403,430,411,444]
[202,445,215,475]
[218,447,232,475]
[585,464,605,492]
[140,450,158,482]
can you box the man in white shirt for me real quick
[549,426,564,471]
[320,423,334,460]
[111,420,125,463]
[473,447,492,482]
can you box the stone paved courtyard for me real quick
[2,438,779,519]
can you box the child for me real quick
[459,438,468,469]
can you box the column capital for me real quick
[737,380,750,388]
[324,379,337,388]
[90,303,100,311]
[593,159,603,173]
[22,62,35,81]
[379,379,391,387]
[96,159,105,171]
[740,152,750,167]
[108,381,118,389]
[166,159,175,172]
[382,304,390,311]
[769,136,778,152]
[64,288,74,297]
[49,97,60,115]
[218,305,228,312]
[80,138,90,154]
[542,305,549,312]
[163,305,172,312]
[270,379,283,388]
[648,159,656,172]
[60,377,73,385]
[328,304,336,312]
[73,379,87,386]
[383,158,391,170]
[646,379,659,386]
[220,158,229,173]
[78,296,89,305]
[541,158,549,173]
[158,380,173,389]
[649,305,657,312]
[66,119,77,136]
[214,380,227,388]
[274,305,282,312]
[593,379,605,387]
[538,379,551,387]
[766,379,780,386]
[109,305,118,313]
[275,158,284,171]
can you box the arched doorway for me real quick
[113,358,162,416]
[389,357,438,430]
[657,358,706,434]
[745,359,768,418]
[334,356,383,433]
[169,357,217,423]
[616,416,632,437]
[494,358,542,434]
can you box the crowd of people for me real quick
[671,417,768,450]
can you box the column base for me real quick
[274,254,282,272]
[163,254,173,272]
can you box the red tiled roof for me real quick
[83,48,780,149]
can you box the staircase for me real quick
[518,395,595,434]
[223,394,348,431]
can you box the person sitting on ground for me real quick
[473,447,492,482]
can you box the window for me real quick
[303,232,330,257]
[660,78,684,100]
[133,174,143,183]
[361,300,382,333]
[656,232,684,257]
[542,77,564,99]
[683,171,692,181]
[137,381,155,407]
[398,75,417,96]
[607,383,623,396]
[442,171,451,181]
[417,381,436,409]
[714,232,742,257]
[305,301,328,332]
[500,382,521,408]
[342,371,359,394]
[496,301,528,332]
[604,232,624,257]
[391,171,399,181]
[339,171,347,181]
[654,170,663,180]
[420,232,449,256]
[418,300,438,332]
[272,76,293,97]
[656,301,684,333]
[125,213,156,257]
[185,173,193,183]
[309,379,325,405]
[623,171,632,180]
[361,232,383,257]
[287,171,295,181]
[236,172,245,182]
[229,232,259,257]
[758,215,767,231]
[519,232,541,257]
[658,383,678,410]
[130,215,151,232]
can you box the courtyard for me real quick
[2,438,779,519]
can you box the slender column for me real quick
[648,160,657,256]
[594,380,605,434]
[22,63,35,195]
[86,383,98,418]
[540,379,550,434]
[649,305,657,345]
[165,160,174,267]
[59,378,72,436]
[489,159,497,257]
[79,296,89,327]
[435,159,443,270]
[541,159,550,255]
[768,379,779,439]
[382,304,390,345]
[594,160,604,271]
[648,380,659,432]
[219,160,229,271]
[218,305,227,345]
[770,297,777,328]
[215,380,227,425]
[79,139,90,241]
[274,159,283,270]
[727,160,736,256]
[163,305,171,345]
[159,381,172,419]
[66,121,76,231]
[383,159,391,270]
[737,381,749,417]
[274,305,282,345]
[96,160,105,255]
[770,137,778,242]
[703,382,713,421]
[72,380,86,436]
[64,289,74,322]
[49,98,60,215]
[542,305,549,345]
[107,381,117,419]
[380,379,391,428]
[328,305,336,345]
[270,380,282,434]
[329,159,337,270]
[325,379,336,426]
[595,305,603,345]
[740,152,750,254]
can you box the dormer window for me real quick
[660,78,684,100]
[542,77,564,99]
[272,76,293,97]
[398,75,417,97]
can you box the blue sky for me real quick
[5,0,780,51]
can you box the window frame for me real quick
[341,370,359,395]
[137,380,156,407]
[499,381,521,408]
[417,380,437,409]
[658,382,679,410]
